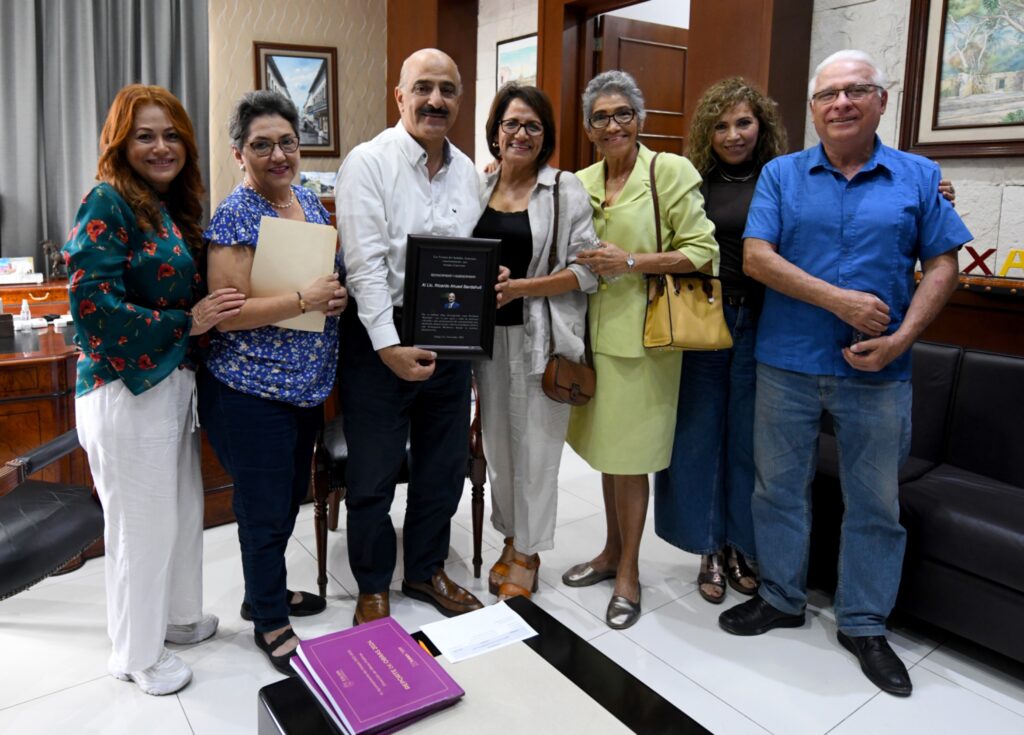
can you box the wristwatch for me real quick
[297,291,307,314]
[625,253,636,272]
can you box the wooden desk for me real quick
[0,325,83,486]
[0,279,71,317]
[0,323,239,560]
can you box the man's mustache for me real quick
[418,105,449,117]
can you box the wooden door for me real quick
[582,15,689,165]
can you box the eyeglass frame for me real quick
[245,136,301,157]
[588,108,637,129]
[498,119,545,137]
[810,84,883,105]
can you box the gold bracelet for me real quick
[297,291,306,314]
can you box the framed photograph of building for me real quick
[496,33,538,88]
[253,42,339,157]
[900,0,1024,158]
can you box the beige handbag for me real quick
[642,153,733,352]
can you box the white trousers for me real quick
[76,368,204,672]
[475,325,570,555]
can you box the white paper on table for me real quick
[420,601,538,663]
[249,216,337,332]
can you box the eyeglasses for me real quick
[811,84,883,105]
[499,119,544,137]
[246,136,300,157]
[589,108,636,129]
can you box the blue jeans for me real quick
[198,370,322,633]
[654,303,757,559]
[752,363,911,636]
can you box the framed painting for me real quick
[900,0,1024,158]
[253,42,339,157]
[496,33,538,88]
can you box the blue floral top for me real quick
[63,183,203,397]
[203,184,340,407]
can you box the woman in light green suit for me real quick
[565,70,719,629]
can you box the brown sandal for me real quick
[488,537,515,596]
[497,553,540,601]
[725,547,758,595]
[697,552,726,604]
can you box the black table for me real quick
[257,596,711,735]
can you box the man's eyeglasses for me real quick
[247,136,300,157]
[589,108,636,129]
[499,119,544,136]
[811,84,883,105]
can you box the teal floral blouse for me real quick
[63,183,202,397]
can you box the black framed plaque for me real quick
[401,234,500,359]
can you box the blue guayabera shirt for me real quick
[744,137,972,381]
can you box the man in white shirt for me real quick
[336,48,487,625]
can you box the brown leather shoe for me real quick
[402,569,483,617]
[353,591,390,626]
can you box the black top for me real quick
[703,161,765,308]
[472,206,532,326]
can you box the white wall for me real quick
[474,0,539,167]
[809,0,1024,277]
[606,0,689,27]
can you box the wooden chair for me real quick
[0,430,104,600]
[311,383,487,598]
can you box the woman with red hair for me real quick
[64,84,245,695]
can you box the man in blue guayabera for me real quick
[718,50,972,698]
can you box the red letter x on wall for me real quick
[963,246,996,275]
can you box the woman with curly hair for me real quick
[65,84,245,694]
[653,77,786,605]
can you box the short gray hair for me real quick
[582,70,646,130]
[808,49,888,99]
[228,90,299,149]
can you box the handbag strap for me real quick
[649,152,713,295]
[546,171,593,367]
[548,170,563,275]
[649,152,663,254]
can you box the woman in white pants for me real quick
[64,85,245,695]
[476,84,599,599]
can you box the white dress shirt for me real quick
[336,122,482,351]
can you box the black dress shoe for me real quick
[240,590,326,621]
[838,631,912,697]
[719,595,805,636]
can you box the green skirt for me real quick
[567,350,682,475]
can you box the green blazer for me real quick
[576,144,718,358]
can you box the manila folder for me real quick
[250,216,337,332]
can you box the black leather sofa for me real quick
[808,342,1024,664]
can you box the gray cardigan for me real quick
[479,164,599,375]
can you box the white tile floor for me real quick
[3,446,1024,734]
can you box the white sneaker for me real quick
[110,649,193,696]
[165,614,220,645]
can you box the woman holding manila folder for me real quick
[65,84,244,696]
[198,89,346,675]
